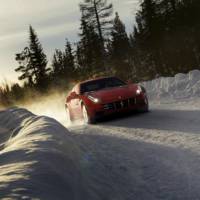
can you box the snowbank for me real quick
[142,70,200,102]
[0,108,90,200]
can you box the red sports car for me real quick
[65,77,149,124]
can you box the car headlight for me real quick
[136,86,142,95]
[88,95,101,103]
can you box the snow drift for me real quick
[142,69,200,102]
[0,108,90,200]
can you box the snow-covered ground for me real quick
[0,70,200,199]
[142,69,200,103]
[0,108,95,199]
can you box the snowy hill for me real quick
[142,70,200,102]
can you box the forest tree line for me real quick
[1,0,200,105]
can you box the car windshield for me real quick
[80,77,126,94]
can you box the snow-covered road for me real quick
[68,104,200,200]
[1,104,200,199]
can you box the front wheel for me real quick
[138,98,149,113]
[65,105,72,123]
[82,104,95,124]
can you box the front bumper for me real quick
[90,95,148,119]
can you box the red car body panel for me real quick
[65,77,148,122]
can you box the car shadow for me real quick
[98,108,200,134]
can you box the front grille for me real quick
[103,103,115,110]
[129,98,136,105]
[103,98,136,110]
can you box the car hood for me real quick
[87,84,138,103]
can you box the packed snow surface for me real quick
[142,69,200,102]
[1,70,200,199]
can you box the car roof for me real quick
[79,76,119,85]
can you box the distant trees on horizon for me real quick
[14,0,200,91]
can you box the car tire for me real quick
[140,100,149,113]
[82,104,96,124]
[137,97,149,113]
[143,104,149,112]
[65,105,72,123]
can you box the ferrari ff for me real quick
[65,77,149,124]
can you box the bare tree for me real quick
[80,0,113,45]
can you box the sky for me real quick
[0,0,140,84]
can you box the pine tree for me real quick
[79,0,113,73]
[109,12,131,79]
[29,26,49,89]
[15,47,35,86]
[15,26,49,90]
[63,40,75,78]
[131,0,200,79]
[132,0,165,78]
[80,0,113,45]
[51,49,64,79]
[76,14,103,78]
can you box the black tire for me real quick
[82,104,96,124]
[138,98,149,113]
[142,104,149,113]
[65,105,72,123]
